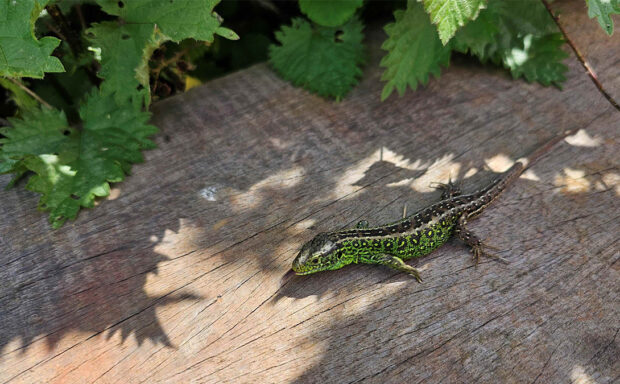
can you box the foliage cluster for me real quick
[0,0,617,227]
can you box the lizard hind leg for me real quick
[376,254,422,282]
[455,216,508,265]
[431,177,462,200]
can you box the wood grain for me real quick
[1,0,618,382]
[550,0,620,104]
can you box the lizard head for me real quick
[292,233,344,275]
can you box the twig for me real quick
[8,78,53,109]
[45,4,101,86]
[46,4,82,57]
[76,4,86,31]
[43,20,65,41]
[541,0,620,111]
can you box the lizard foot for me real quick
[400,264,423,283]
[471,242,509,265]
[377,254,423,282]
[430,178,462,199]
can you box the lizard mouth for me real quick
[292,264,319,275]
[292,261,325,275]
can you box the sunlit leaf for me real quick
[420,0,487,45]
[0,90,157,228]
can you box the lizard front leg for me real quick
[374,254,423,282]
[431,178,462,200]
[455,215,507,264]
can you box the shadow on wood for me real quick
[0,0,618,381]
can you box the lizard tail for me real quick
[487,131,571,195]
[517,130,573,170]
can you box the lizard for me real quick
[291,136,565,282]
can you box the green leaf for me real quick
[419,0,487,45]
[269,17,365,100]
[453,0,567,86]
[586,0,620,35]
[0,90,157,228]
[0,0,65,78]
[299,0,364,27]
[380,0,451,100]
[89,0,236,104]
[215,27,240,40]
[0,106,70,185]
[452,10,498,59]
[86,22,167,104]
[96,0,230,43]
[503,33,569,86]
[31,69,94,123]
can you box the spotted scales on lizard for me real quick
[292,136,565,281]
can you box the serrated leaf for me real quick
[31,69,94,123]
[269,17,365,100]
[89,0,235,104]
[299,0,364,27]
[419,0,487,45]
[0,90,157,228]
[487,0,558,37]
[504,33,568,86]
[0,0,65,78]
[380,0,451,100]
[96,0,229,43]
[586,0,620,35]
[452,0,567,86]
[0,106,70,185]
[452,10,498,59]
[86,22,167,104]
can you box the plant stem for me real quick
[8,78,53,109]
[45,4,101,86]
[46,4,82,57]
[541,0,619,111]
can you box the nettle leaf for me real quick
[87,22,167,104]
[419,0,487,45]
[380,0,451,100]
[504,34,569,86]
[0,106,67,186]
[0,91,157,228]
[299,0,364,27]
[0,0,64,78]
[89,0,237,104]
[451,11,498,59]
[586,0,620,35]
[269,17,365,100]
[453,0,567,86]
[96,0,238,42]
[488,0,567,86]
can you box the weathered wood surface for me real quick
[1,1,618,383]
[550,0,620,102]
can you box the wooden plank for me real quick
[1,2,618,383]
[550,0,620,103]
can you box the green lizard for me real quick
[292,137,563,281]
